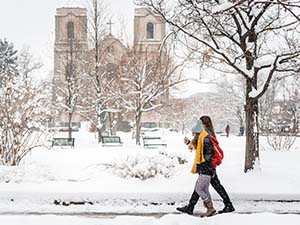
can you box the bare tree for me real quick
[18,46,43,79]
[83,0,121,143]
[53,37,88,139]
[137,0,300,172]
[163,98,191,134]
[216,76,245,133]
[0,41,50,166]
[54,65,87,139]
[117,49,184,145]
[263,78,299,151]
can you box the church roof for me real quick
[56,7,87,17]
[102,34,126,49]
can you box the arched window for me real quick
[67,21,74,39]
[146,22,154,39]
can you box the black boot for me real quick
[218,202,235,214]
[177,191,199,215]
[176,205,194,215]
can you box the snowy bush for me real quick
[107,152,180,180]
[267,134,297,151]
[262,94,298,151]
[158,150,188,165]
[0,39,51,166]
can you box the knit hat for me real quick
[191,119,203,133]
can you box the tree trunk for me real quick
[96,112,103,143]
[68,112,72,139]
[108,112,113,136]
[244,82,260,173]
[97,127,102,143]
[135,114,142,145]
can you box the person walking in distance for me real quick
[225,124,230,138]
[177,116,235,215]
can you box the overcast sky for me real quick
[0,0,212,97]
[0,0,134,69]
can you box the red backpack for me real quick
[209,136,224,168]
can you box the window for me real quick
[146,22,154,39]
[67,21,74,39]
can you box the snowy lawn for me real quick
[0,128,300,213]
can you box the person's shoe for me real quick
[218,203,235,214]
[199,200,216,217]
[176,205,194,215]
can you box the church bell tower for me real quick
[133,8,166,53]
[53,7,88,126]
[54,7,88,82]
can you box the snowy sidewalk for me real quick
[1,192,300,216]
[1,213,300,225]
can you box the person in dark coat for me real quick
[239,126,245,136]
[177,116,235,215]
[225,124,230,138]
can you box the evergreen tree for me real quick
[0,38,18,87]
[0,38,18,75]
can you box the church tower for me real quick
[54,7,88,82]
[53,7,88,126]
[133,8,166,52]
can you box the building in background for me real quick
[134,8,166,53]
[53,7,88,128]
[52,7,167,131]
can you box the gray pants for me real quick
[195,174,211,201]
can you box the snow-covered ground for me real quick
[0,128,299,223]
[1,213,300,225]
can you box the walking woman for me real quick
[177,116,235,216]
[181,117,216,217]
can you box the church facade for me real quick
[53,7,167,129]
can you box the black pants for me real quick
[189,173,232,206]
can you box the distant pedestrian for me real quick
[239,126,244,136]
[225,125,230,138]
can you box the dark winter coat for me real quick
[196,136,215,176]
[225,125,230,133]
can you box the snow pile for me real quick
[107,152,180,180]
[0,163,55,183]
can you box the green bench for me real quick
[142,136,167,149]
[52,138,75,148]
[101,136,123,147]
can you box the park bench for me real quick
[52,138,75,148]
[216,131,227,137]
[101,136,123,147]
[142,136,167,149]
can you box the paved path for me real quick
[1,199,299,218]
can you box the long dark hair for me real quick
[191,133,200,148]
[200,115,216,137]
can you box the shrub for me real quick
[108,152,180,180]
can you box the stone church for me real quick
[53,7,166,129]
